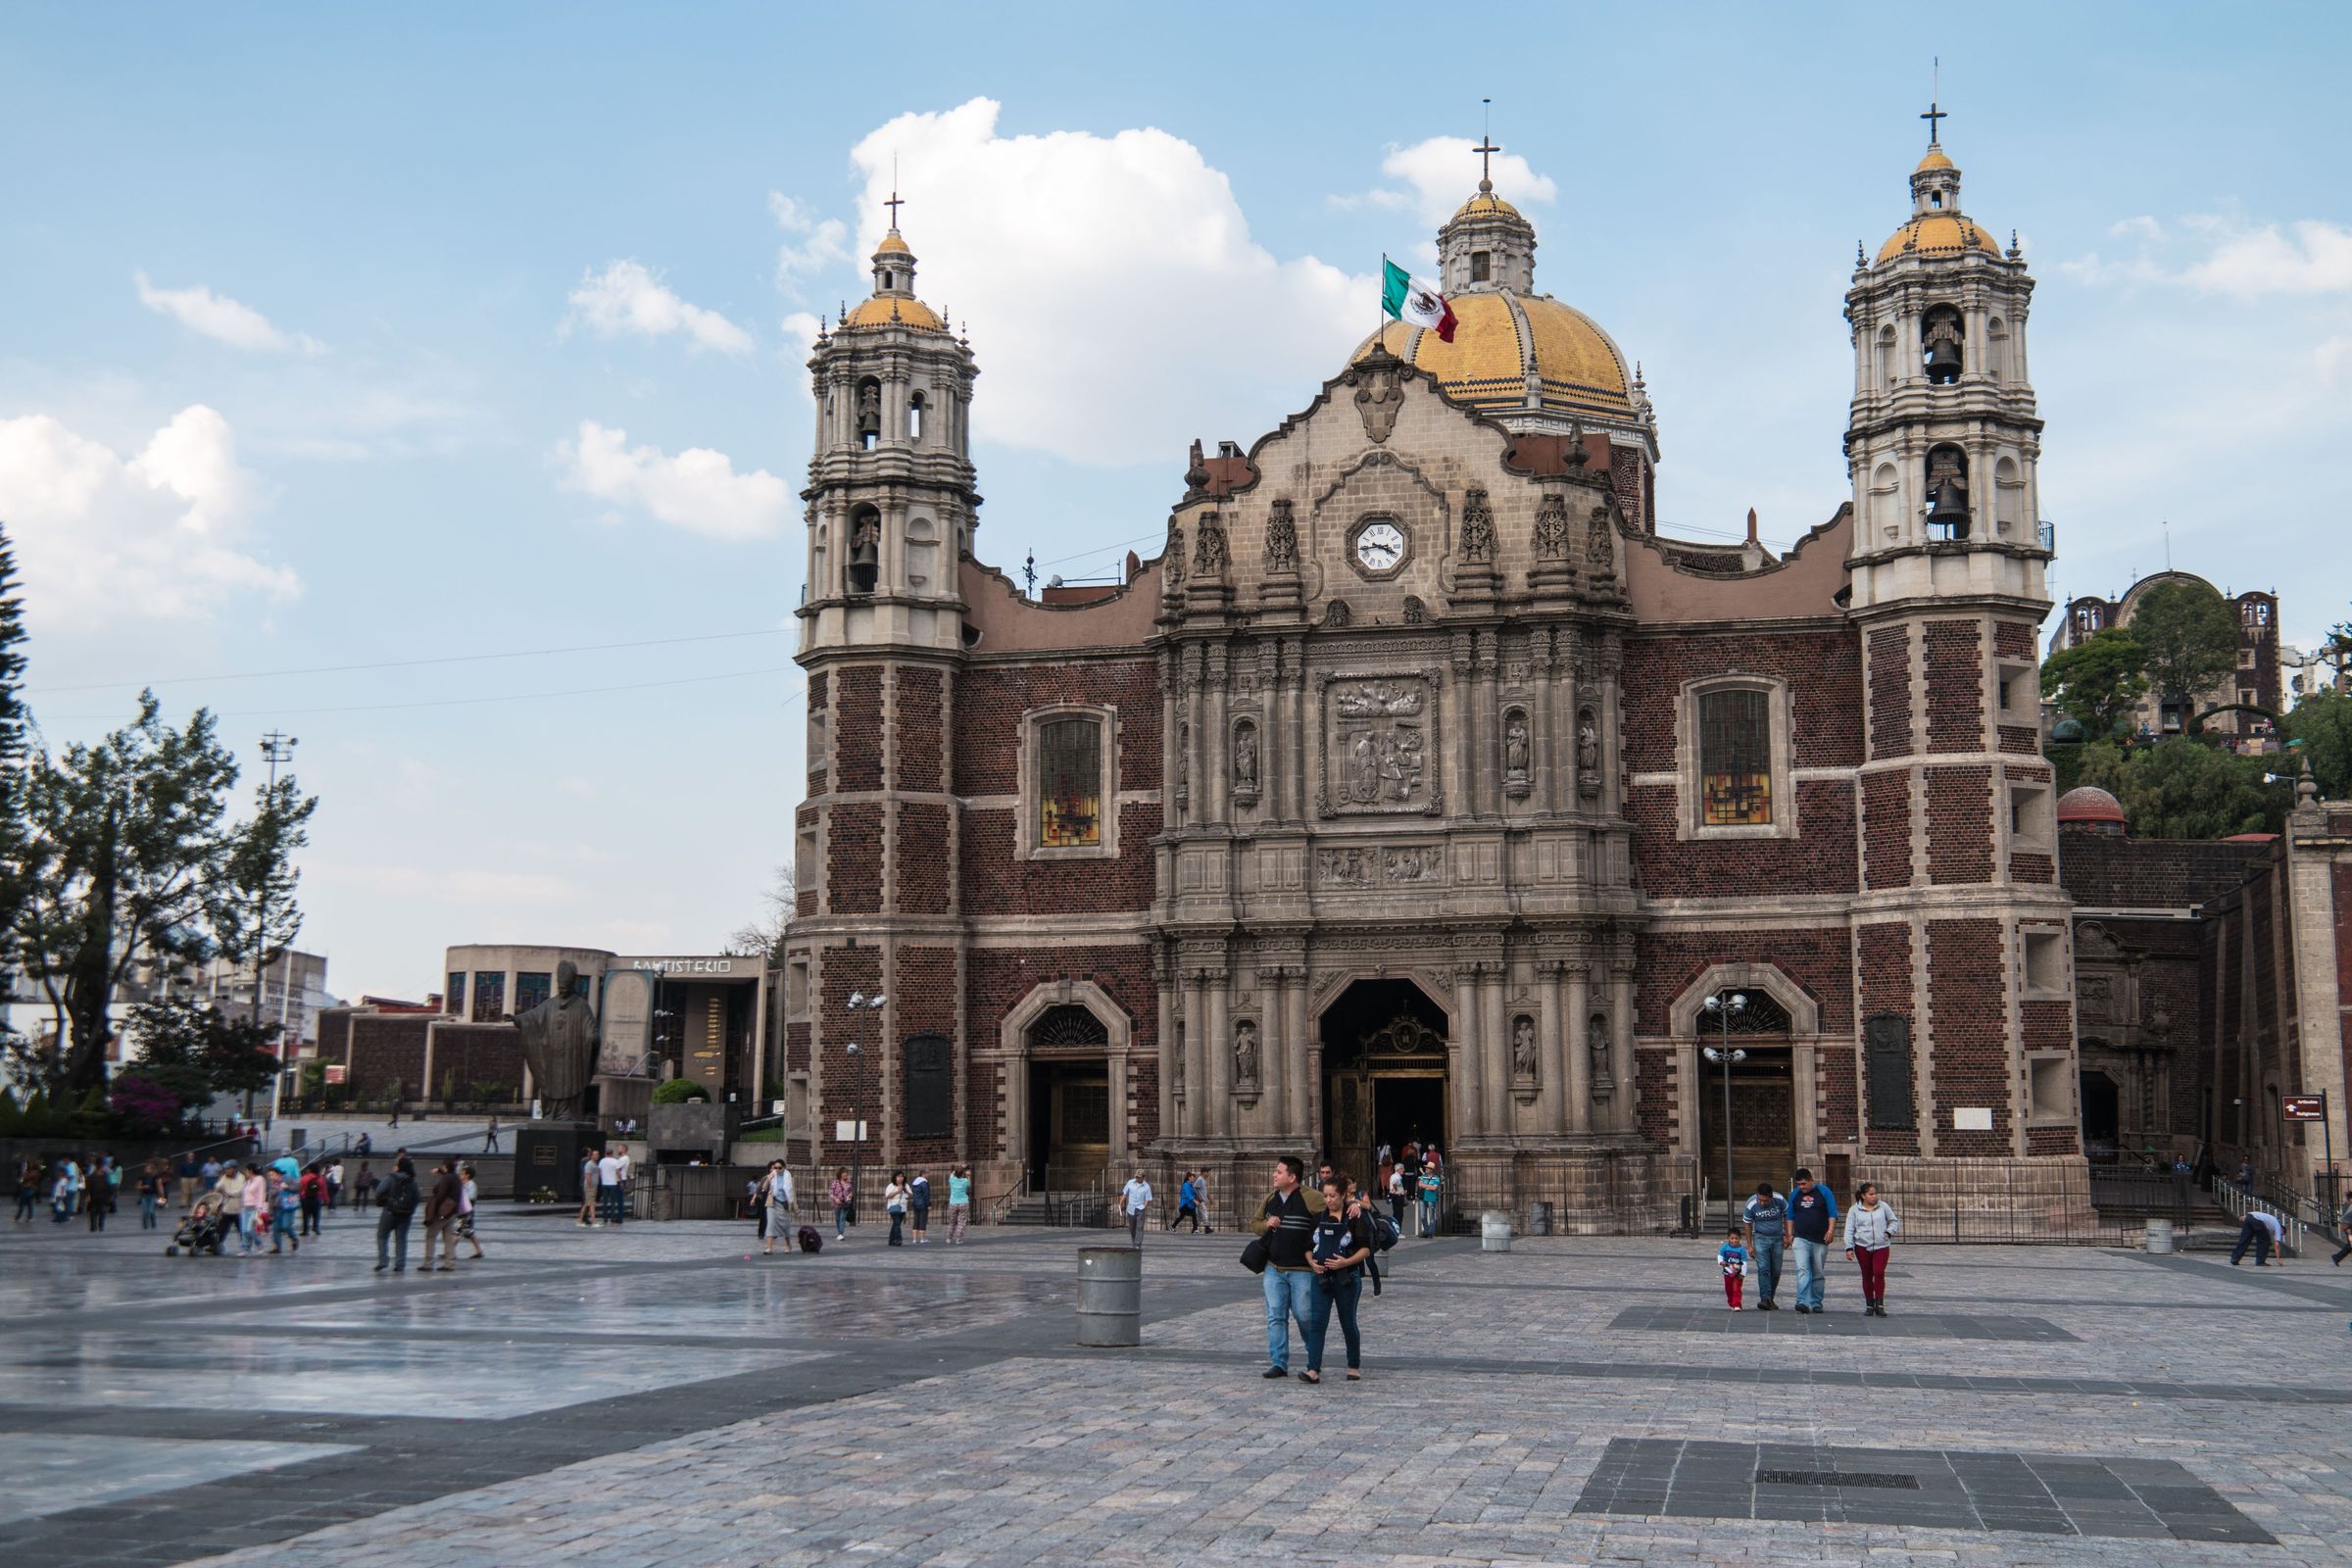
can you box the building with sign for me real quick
[781,117,2117,1227]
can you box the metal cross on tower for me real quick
[884,189,906,227]
[1473,98,1500,190]
[1921,59,1947,144]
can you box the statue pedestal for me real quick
[510,1120,602,1202]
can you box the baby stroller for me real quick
[167,1195,229,1256]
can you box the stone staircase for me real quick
[1000,1193,1110,1228]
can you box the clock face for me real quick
[1354,521,1406,572]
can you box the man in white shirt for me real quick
[2230,1207,2286,1266]
[597,1150,624,1228]
[1120,1171,1152,1248]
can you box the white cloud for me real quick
[2318,334,2352,383]
[551,419,791,540]
[0,405,299,627]
[564,261,754,354]
[1332,136,1558,227]
[844,98,1374,466]
[2062,215,2352,299]
[134,271,322,353]
[769,194,851,297]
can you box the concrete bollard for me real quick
[2145,1217,2175,1255]
[1525,1200,1553,1237]
[1481,1210,1512,1252]
[1076,1245,1142,1347]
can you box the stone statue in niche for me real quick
[1512,1014,1538,1080]
[1534,493,1569,559]
[1401,595,1426,625]
[1194,513,1228,573]
[1460,487,1495,564]
[1584,508,1614,573]
[1354,356,1403,444]
[2144,996,2173,1042]
[1577,708,1601,800]
[1265,499,1298,571]
[1504,714,1530,778]
[1175,722,1191,802]
[1233,1019,1260,1092]
[1164,519,1187,585]
[1589,1011,1613,1092]
[1324,599,1351,627]
[1233,722,1259,791]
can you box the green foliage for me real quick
[2041,629,2148,741]
[652,1077,710,1104]
[2129,580,2242,722]
[127,995,282,1103]
[2284,689,2352,801]
[0,1090,19,1135]
[2091,736,2289,840]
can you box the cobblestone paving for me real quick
[4,1211,2348,1566]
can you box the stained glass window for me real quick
[471,971,506,1023]
[515,972,553,1015]
[1699,688,1773,826]
[1039,717,1103,848]
[447,973,465,1015]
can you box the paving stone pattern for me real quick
[2,1209,2349,1567]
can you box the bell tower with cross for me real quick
[1438,99,1538,295]
[1838,93,2073,1173]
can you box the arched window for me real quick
[847,504,881,595]
[1924,444,1970,539]
[908,390,925,441]
[1698,687,1773,826]
[1986,318,2010,381]
[1875,323,1897,388]
[1993,455,2024,534]
[1038,716,1104,848]
[1921,305,1964,384]
[1714,990,1794,1035]
[1870,462,1900,538]
[1027,1004,1109,1050]
[855,376,881,451]
[905,514,937,590]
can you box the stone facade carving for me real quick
[1584,507,1614,574]
[1164,518,1187,584]
[1504,712,1530,777]
[1384,845,1440,882]
[1512,1013,1539,1081]
[1577,707,1601,800]
[1327,677,1429,809]
[1534,492,1569,559]
[1232,719,1259,798]
[1353,356,1404,443]
[1401,594,1426,624]
[1460,486,1495,564]
[1265,500,1298,571]
[1324,599,1351,627]
[1589,1009,1613,1094]
[1194,512,1228,573]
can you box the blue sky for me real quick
[3,3,2346,998]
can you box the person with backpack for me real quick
[1300,1175,1374,1383]
[908,1169,932,1246]
[373,1156,420,1273]
[298,1163,327,1238]
[269,1166,302,1254]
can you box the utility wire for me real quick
[43,665,804,723]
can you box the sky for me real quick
[2,3,2346,1000]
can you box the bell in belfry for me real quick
[1925,476,1970,534]
[1924,333,1963,382]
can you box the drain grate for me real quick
[1755,1470,1921,1490]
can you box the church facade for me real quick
[782,127,2088,1227]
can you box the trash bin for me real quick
[1525,1200,1552,1237]
[1076,1245,1142,1347]
[1480,1210,1512,1252]
[2145,1217,2175,1255]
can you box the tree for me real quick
[208,764,317,1004]
[10,693,316,1097]
[124,994,281,1107]
[2108,736,2288,840]
[726,859,797,964]
[2130,579,2241,730]
[2041,628,2148,741]
[2284,689,2352,801]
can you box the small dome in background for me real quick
[2057,785,2128,836]
[2049,716,2085,744]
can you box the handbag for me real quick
[1240,1236,1269,1274]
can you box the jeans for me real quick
[1262,1266,1317,1371]
[835,1204,851,1239]
[16,1189,35,1222]
[1749,1236,1785,1302]
[140,1195,160,1230]
[237,1209,260,1251]
[270,1210,298,1250]
[1853,1245,1890,1302]
[2230,1217,2276,1265]
[1419,1196,1439,1237]
[1390,1196,1406,1230]
[888,1208,905,1245]
[1307,1269,1362,1372]
[599,1183,623,1225]
[1127,1208,1146,1247]
[1791,1237,1830,1308]
[375,1209,411,1269]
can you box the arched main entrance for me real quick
[1320,979,1447,1185]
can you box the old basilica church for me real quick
[782,121,2084,1226]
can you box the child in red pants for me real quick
[1717,1228,1748,1310]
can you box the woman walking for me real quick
[760,1161,796,1255]
[237,1162,270,1253]
[299,1163,327,1237]
[353,1161,377,1208]
[457,1163,486,1260]
[1842,1181,1900,1317]
[945,1164,972,1245]
[883,1172,908,1248]
[1300,1176,1372,1383]
[84,1158,117,1232]
[136,1160,167,1231]
[829,1168,854,1241]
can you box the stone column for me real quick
[1596,638,1624,817]
[1482,960,1509,1137]
[1448,634,1475,817]
[1180,968,1206,1139]
[1555,626,1582,819]
[1153,947,1175,1152]
[1184,644,1207,829]
[1533,629,1557,812]
[1610,956,1638,1136]
[1287,965,1313,1147]
[1537,958,1565,1135]
[1204,645,1230,825]
[1452,960,1485,1140]
[1107,1050,1130,1167]
[1286,639,1309,823]
[1473,630,1499,816]
[1204,965,1232,1139]
[1256,962,1286,1141]
[1565,959,1593,1135]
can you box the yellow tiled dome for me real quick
[874,229,912,256]
[842,295,946,331]
[1451,191,1523,222]
[1349,291,1633,419]
[1876,213,2001,264]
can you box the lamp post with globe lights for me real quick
[1701,992,1748,1224]
[844,992,886,1229]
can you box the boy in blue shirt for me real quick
[1718,1228,1748,1310]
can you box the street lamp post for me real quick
[257,730,297,1139]
[844,991,886,1235]
[1701,992,1748,1226]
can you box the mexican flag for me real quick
[1381,259,1456,342]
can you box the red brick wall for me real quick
[2026,1127,2077,1155]
[786,1020,809,1074]
[952,660,1161,796]
[1992,620,2038,661]
[1620,628,1864,772]
[958,804,1161,917]
[1997,724,2040,757]
[1636,1047,1676,1149]
[1924,619,1984,754]
[1928,917,2010,1154]
[1820,1041,1858,1143]
[1924,764,1993,883]
[2012,852,2055,885]
[1868,626,1914,760]
[1856,921,1918,1155]
[1863,771,1912,890]
[896,945,960,1170]
[1634,928,1853,1035]
[1629,779,1857,895]
[827,803,883,914]
[896,666,944,792]
[817,946,883,1168]
[897,802,953,915]
[426,1024,524,1102]
[349,1014,430,1099]
[834,666,884,791]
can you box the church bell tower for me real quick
[1841,107,2081,1188]
[790,196,979,1199]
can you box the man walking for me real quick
[1172,1170,1201,1232]
[483,1116,501,1152]
[1742,1181,1791,1310]
[373,1156,419,1273]
[421,1160,464,1271]
[2230,1207,2286,1266]
[577,1151,601,1227]
[1787,1167,1838,1314]
[1120,1169,1152,1247]
[1257,1155,1320,1379]
[597,1146,624,1227]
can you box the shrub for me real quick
[111,1074,181,1133]
[651,1078,710,1104]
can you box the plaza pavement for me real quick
[3,1201,2349,1567]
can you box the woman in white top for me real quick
[761,1162,797,1255]
[883,1172,908,1248]
[1841,1182,1900,1318]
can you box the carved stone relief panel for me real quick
[1315,673,1444,816]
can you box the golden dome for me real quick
[1915,144,1955,172]
[1450,190,1523,222]
[874,229,911,256]
[1350,291,1633,419]
[841,295,946,332]
[1875,213,2001,264]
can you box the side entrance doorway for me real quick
[1321,978,1448,1187]
[1694,1045,1794,1207]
